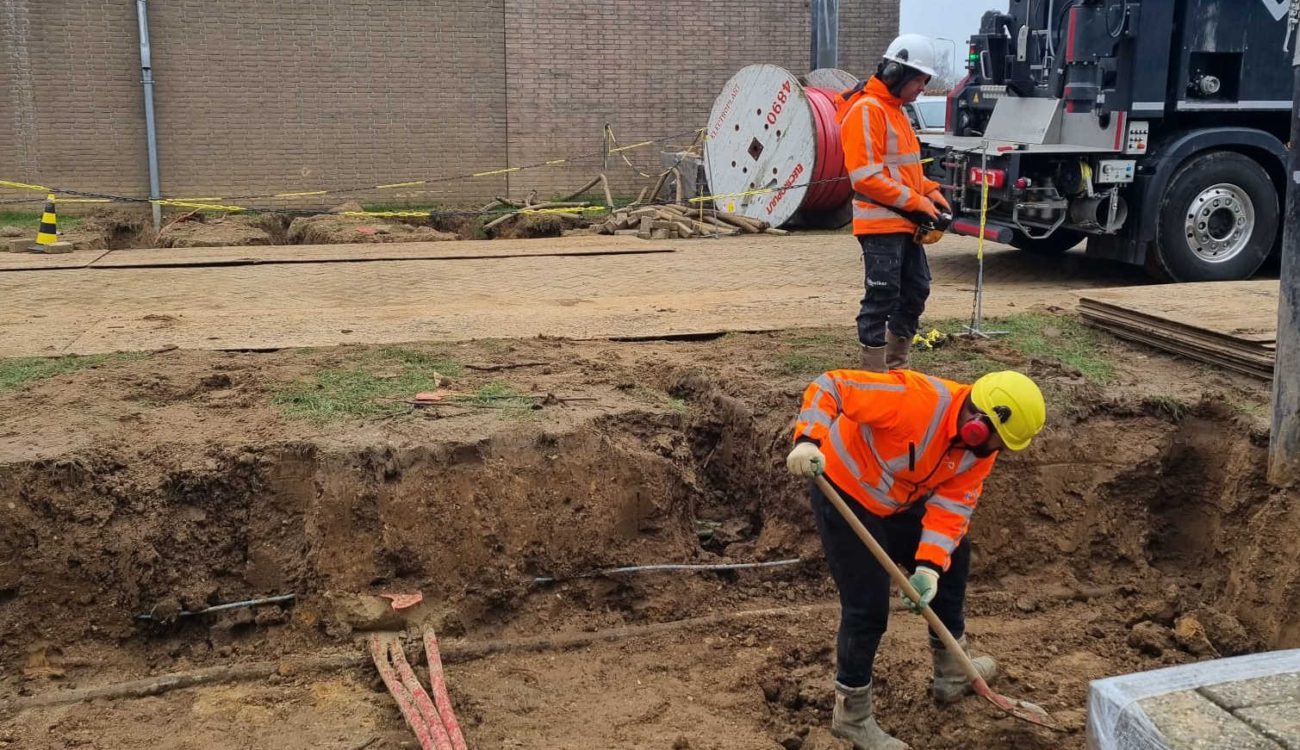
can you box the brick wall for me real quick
[503,0,898,197]
[1,1,146,200]
[0,0,896,208]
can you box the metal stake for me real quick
[966,141,1007,338]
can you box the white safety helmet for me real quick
[883,34,939,78]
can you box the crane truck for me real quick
[923,0,1295,282]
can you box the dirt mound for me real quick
[287,214,458,244]
[158,215,275,248]
[61,206,152,251]
[489,214,569,239]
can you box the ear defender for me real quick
[960,415,993,447]
[880,61,906,86]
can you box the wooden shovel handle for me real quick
[814,475,988,687]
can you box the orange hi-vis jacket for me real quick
[793,369,996,571]
[837,77,943,237]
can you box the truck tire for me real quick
[1010,229,1085,255]
[1152,151,1277,282]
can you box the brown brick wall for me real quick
[503,0,898,197]
[1,0,146,201]
[0,0,896,208]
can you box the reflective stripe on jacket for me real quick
[837,78,941,236]
[793,369,994,571]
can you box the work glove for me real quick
[928,190,951,212]
[786,442,825,478]
[918,196,941,220]
[901,565,940,614]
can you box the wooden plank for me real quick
[1079,281,1279,342]
[1081,306,1275,361]
[1076,296,1279,345]
[0,248,111,272]
[1078,283,1277,379]
[88,237,668,269]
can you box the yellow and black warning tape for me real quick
[0,127,703,215]
[1,135,937,223]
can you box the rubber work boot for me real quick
[831,682,910,750]
[932,635,999,705]
[884,332,911,371]
[859,345,888,373]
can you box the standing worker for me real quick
[785,368,1046,749]
[837,35,951,372]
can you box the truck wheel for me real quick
[1010,229,1084,255]
[1152,152,1277,282]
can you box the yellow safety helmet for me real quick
[970,371,1046,452]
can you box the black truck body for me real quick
[922,0,1293,281]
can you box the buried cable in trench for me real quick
[532,558,804,584]
[135,594,296,622]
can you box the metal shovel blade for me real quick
[973,678,1061,731]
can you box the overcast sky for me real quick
[899,0,998,73]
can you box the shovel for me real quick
[814,475,1062,731]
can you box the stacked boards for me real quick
[1078,281,1278,379]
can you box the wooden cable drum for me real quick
[704,64,854,229]
[802,67,861,91]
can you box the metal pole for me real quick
[965,142,1005,339]
[936,37,959,87]
[135,0,162,231]
[810,0,839,71]
[1269,43,1300,486]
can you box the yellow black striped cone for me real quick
[35,194,58,247]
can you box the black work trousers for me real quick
[810,478,971,689]
[856,233,931,348]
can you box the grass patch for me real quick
[780,350,845,377]
[0,353,136,392]
[787,332,844,347]
[774,314,1112,385]
[1143,395,1191,422]
[0,210,83,231]
[360,203,439,214]
[987,314,1114,383]
[369,347,463,376]
[451,381,532,410]
[273,348,461,423]
[625,385,689,416]
[776,330,853,377]
[273,368,440,423]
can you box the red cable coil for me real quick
[802,87,852,213]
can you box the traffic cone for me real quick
[35,194,58,248]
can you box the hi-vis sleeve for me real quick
[792,370,910,444]
[842,99,932,215]
[916,458,991,570]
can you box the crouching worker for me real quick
[785,368,1046,749]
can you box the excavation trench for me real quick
[1,376,1296,749]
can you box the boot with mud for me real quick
[859,345,888,373]
[884,332,911,370]
[832,682,910,750]
[931,635,998,705]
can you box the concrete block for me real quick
[4,238,36,253]
[1140,690,1283,750]
[1201,673,1300,710]
[1236,704,1300,750]
[37,241,75,254]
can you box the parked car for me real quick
[906,95,947,135]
